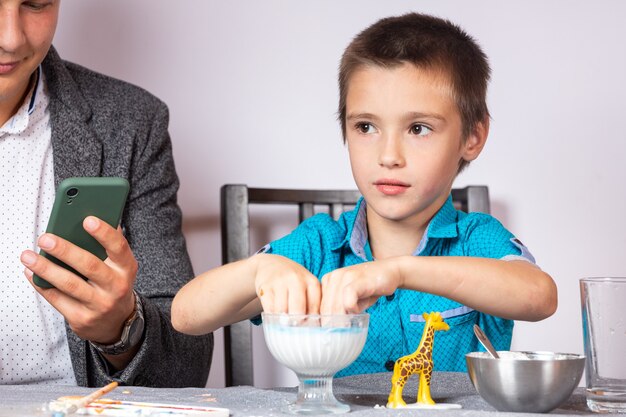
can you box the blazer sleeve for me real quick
[84,101,213,387]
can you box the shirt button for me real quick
[385,360,395,371]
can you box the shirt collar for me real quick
[331,197,369,259]
[426,195,459,239]
[338,195,459,260]
[27,66,41,115]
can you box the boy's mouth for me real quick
[374,179,410,196]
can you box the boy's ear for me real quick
[461,118,489,162]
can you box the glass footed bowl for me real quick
[262,313,369,415]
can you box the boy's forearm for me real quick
[394,256,557,322]
[171,258,261,335]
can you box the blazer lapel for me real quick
[42,47,103,188]
[50,108,103,187]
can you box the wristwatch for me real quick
[90,290,145,355]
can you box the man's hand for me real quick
[320,259,401,314]
[253,254,321,315]
[20,216,138,352]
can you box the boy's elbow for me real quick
[171,296,194,334]
[530,271,558,321]
[171,294,219,336]
[171,298,184,332]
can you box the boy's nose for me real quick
[378,134,405,168]
[0,7,26,53]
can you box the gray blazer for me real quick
[42,47,212,387]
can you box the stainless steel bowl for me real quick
[466,351,585,413]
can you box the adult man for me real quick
[1,0,212,386]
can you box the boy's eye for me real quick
[410,124,432,136]
[356,123,376,134]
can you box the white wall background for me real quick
[54,1,626,388]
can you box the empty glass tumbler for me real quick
[580,277,626,413]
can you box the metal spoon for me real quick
[473,324,500,359]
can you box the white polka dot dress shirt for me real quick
[0,68,76,385]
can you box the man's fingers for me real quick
[84,217,136,272]
[21,249,93,302]
[24,268,86,317]
[31,232,112,286]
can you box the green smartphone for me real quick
[33,177,130,289]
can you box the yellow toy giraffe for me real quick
[387,312,449,408]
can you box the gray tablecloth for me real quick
[0,372,591,416]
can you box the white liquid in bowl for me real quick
[264,324,367,376]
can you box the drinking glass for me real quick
[580,277,626,413]
[262,313,369,415]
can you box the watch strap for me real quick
[90,290,145,355]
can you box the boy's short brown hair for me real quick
[338,12,491,172]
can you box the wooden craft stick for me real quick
[65,381,119,414]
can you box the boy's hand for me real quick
[320,259,401,314]
[254,254,321,315]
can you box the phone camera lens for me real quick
[66,187,79,198]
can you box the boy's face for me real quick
[345,63,486,226]
[0,0,59,124]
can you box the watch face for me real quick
[127,314,145,347]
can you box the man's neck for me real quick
[0,72,36,127]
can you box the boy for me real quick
[172,12,557,375]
